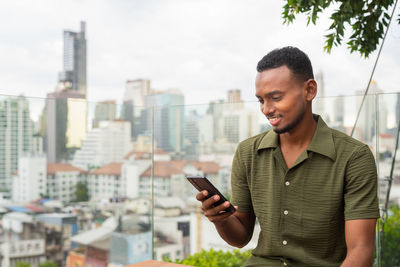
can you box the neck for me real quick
[279,113,317,148]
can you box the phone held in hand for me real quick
[186,175,235,213]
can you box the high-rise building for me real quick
[45,90,87,163]
[332,96,345,131]
[121,79,151,139]
[12,153,47,203]
[145,90,185,153]
[0,97,34,190]
[222,109,259,144]
[184,110,200,157]
[314,71,326,119]
[92,100,116,128]
[58,21,87,95]
[124,79,151,108]
[356,81,387,142]
[72,120,131,170]
[45,21,88,163]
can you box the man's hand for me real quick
[195,190,256,248]
[196,190,237,223]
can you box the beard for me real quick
[273,103,306,134]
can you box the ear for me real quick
[304,79,317,101]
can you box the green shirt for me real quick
[231,115,379,267]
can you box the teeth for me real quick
[269,118,278,122]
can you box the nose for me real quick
[261,101,274,116]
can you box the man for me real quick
[196,46,379,266]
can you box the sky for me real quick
[0,0,399,106]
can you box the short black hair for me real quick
[257,46,314,82]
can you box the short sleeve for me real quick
[230,143,253,213]
[344,145,380,220]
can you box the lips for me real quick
[268,116,281,126]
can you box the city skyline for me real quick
[0,1,399,106]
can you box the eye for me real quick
[257,98,264,104]
[271,96,282,101]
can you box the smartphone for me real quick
[186,175,235,213]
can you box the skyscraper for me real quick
[58,21,87,95]
[45,90,87,163]
[45,22,88,163]
[121,79,151,139]
[145,90,184,152]
[313,71,326,119]
[92,100,116,128]
[0,97,35,190]
[356,81,387,143]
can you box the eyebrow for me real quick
[255,90,282,98]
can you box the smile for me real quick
[268,117,281,126]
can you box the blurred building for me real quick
[36,213,79,265]
[121,79,152,140]
[0,97,35,191]
[87,161,150,201]
[356,81,387,143]
[73,120,132,170]
[46,163,87,203]
[139,160,220,198]
[313,71,326,119]
[45,90,87,163]
[184,110,200,158]
[92,100,116,128]
[45,21,88,163]
[0,213,46,267]
[58,21,87,96]
[145,90,185,153]
[12,153,47,203]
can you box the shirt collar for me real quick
[257,114,336,161]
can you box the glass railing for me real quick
[0,92,399,266]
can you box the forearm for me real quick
[341,245,374,267]
[213,214,253,248]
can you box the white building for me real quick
[124,79,151,108]
[73,120,132,170]
[0,97,34,191]
[356,81,387,143]
[139,160,221,198]
[222,108,259,144]
[12,153,47,203]
[88,161,150,201]
[46,163,87,203]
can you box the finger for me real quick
[202,194,220,210]
[204,200,231,216]
[196,190,208,201]
[207,206,235,223]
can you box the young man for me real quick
[196,47,379,266]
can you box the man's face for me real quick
[255,65,308,134]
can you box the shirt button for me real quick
[283,210,288,215]
[285,181,290,186]
[282,240,287,245]
[283,262,288,266]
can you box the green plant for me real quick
[38,261,58,267]
[282,0,399,57]
[163,248,251,267]
[381,205,400,267]
[75,181,89,202]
